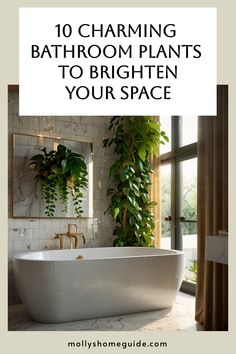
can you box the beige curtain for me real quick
[195,85,228,330]
[150,116,161,248]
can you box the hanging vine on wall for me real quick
[103,116,168,247]
[30,144,88,217]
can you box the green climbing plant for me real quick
[30,144,88,217]
[103,116,168,247]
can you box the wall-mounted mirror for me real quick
[13,134,93,218]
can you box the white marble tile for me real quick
[22,239,39,251]
[39,240,55,250]
[23,228,33,240]
[12,219,25,229]
[28,239,40,251]
[26,219,40,229]
[13,240,24,252]
[39,227,53,240]
[32,228,40,238]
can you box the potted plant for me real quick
[103,116,168,247]
[30,144,88,217]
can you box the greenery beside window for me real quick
[184,260,197,284]
[103,116,168,247]
[30,144,88,217]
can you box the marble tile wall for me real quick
[8,92,116,304]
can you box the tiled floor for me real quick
[8,292,202,331]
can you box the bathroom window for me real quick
[160,116,197,295]
[160,163,171,250]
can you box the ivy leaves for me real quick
[103,116,168,247]
[30,144,88,217]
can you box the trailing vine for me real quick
[103,116,168,247]
[30,144,88,217]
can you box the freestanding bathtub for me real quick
[13,247,184,323]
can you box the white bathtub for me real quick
[13,247,184,323]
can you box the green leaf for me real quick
[57,144,66,154]
[121,173,129,182]
[70,165,82,178]
[133,189,140,197]
[127,195,133,205]
[51,165,62,175]
[47,174,56,180]
[138,145,146,161]
[122,187,130,196]
[61,159,70,173]
[128,216,135,225]
[113,238,125,247]
[106,188,115,197]
[103,138,109,148]
[40,147,47,155]
[31,154,44,161]
[163,135,169,142]
[148,201,157,207]
[129,166,135,174]
[135,213,142,221]
[113,207,120,219]
[138,159,144,171]
[130,182,139,193]
[148,121,159,130]
[135,177,141,184]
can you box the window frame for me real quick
[160,116,197,295]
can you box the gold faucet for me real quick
[68,224,77,248]
[68,224,86,249]
[54,224,86,249]
[54,233,67,249]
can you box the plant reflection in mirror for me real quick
[30,144,88,217]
